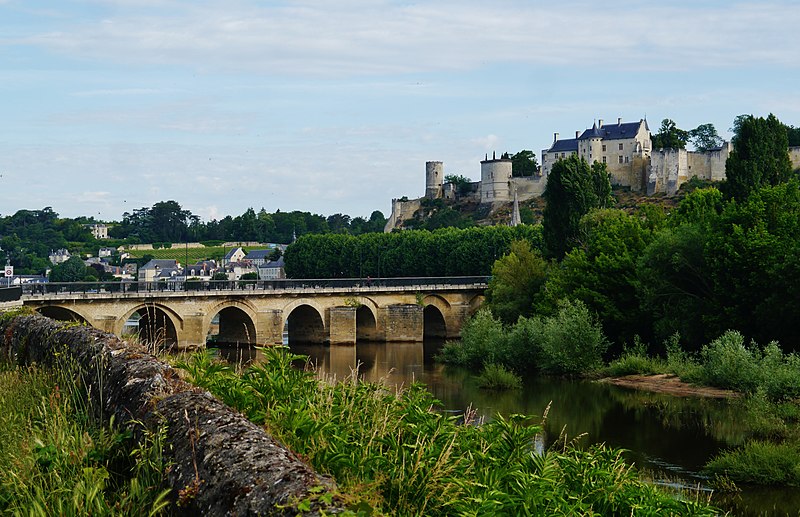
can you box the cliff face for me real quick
[0,313,344,516]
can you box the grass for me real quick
[125,246,227,263]
[175,347,718,516]
[0,359,171,515]
[476,363,522,390]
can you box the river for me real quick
[214,340,800,516]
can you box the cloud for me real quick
[18,1,800,77]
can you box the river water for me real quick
[214,341,800,516]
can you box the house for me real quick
[225,262,258,281]
[258,256,285,280]
[86,224,109,239]
[48,249,71,265]
[542,118,652,189]
[138,259,180,283]
[222,247,246,266]
[244,249,275,267]
[184,261,216,280]
[98,247,115,258]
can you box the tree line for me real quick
[0,204,386,275]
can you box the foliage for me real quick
[705,441,800,486]
[444,174,473,195]
[652,119,689,150]
[724,113,793,201]
[542,155,613,259]
[284,225,543,278]
[0,361,170,515]
[541,208,657,348]
[604,338,668,377]
[49,256,93,283]
[476,363,523,390]
[440,300,609,376]
[506,150,539,177]
[485,240,548,324]
[689,123,724,152]
[175,347,718,516]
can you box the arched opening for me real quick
[36,306,88,325]
[207,306,256,347]
[286,305,325,345]
[423,305,447,339]
[124,305,178,350]
[356,305,378,342]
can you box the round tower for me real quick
[425,161,444,199]
[480,154,513,203]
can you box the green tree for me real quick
[689,123,724,152]
[787,125,800,147]
[542,155,613,259]
[444,174,473,195]
[485,240,548,324]
[724,114,793,200]
[49,256,89,282]
[508,150,539,177]
[652,119,689,150]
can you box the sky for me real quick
[1,0,799,223]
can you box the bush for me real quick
[699,331,761,392]
[706,441,800,486]
[535,299,609,375]
[477,363,522,390]
[437,309,508,369]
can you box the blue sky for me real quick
[2,0,799,222]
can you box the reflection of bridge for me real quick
[20,277,487,349]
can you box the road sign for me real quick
[4,266,13,277]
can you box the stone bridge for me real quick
[20,277,487,349]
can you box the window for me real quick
[619,143,623,151]
[625,156,629,163]
[619,156,623,164]
[602,156,607,163]
[602,144,607,152]
[561,152,565,158]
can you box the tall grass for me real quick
[0,360,170,515]
[177,347,718,515]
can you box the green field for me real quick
[125,246,228,263]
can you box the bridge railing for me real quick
[20,276,490,297]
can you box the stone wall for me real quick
[790,147,800,170]
[0,313,345,515]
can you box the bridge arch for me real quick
[284,301,326,345]
[421,295,450,339]
[119,303,181,350]
[204,300,258,347]
[35,305,89,325]
[356,305,378,341]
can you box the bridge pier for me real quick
[381,304,424,342]
[328,307,357,345]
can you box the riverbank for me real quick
[601,374,740,399]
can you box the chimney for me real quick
[598,119,604,128]
[554,132,559,142]
[492,151,496,160]
[575,130,580,139]
[618,117,622,125]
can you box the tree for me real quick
[542,155,613,259]
[485,240,548,324]
[651,119,689,150]
[509,150,539,177]
[724,114,792,200]
[49,256,90,283]
[444,174,472,195]
[787,125,800,147]
[689,123,724,152]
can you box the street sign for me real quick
[4,266,13,277]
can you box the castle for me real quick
[385,118,800,232]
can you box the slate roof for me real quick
[578,120,647,141]
[140,259,179,270]
[244,249,272,260]
[547,138,579,153]
[259,257,285,269]
[223,247,243,260]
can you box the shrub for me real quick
[536,299,609,375]
[437,309,508,369]
[604,337,667,377]
[477,363,522,390]
[705,441,800,486]
[699,331,761,392]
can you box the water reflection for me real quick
[212,341,799,516]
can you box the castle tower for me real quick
[480,152,513,203]
[425,161,444,199]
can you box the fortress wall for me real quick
[648,149,687,195]
[384,198,422,232]
[510,176,547,201]
[0,312,342,515]
[790,147,800,170]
